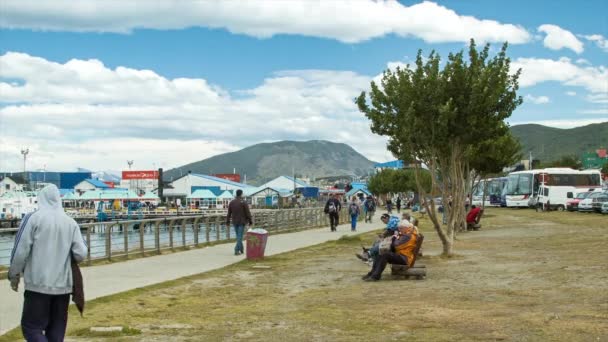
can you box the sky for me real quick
[0,0,607,173]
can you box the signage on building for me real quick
[103,181,115,188]
[122,170,159,180]
[212,173,241,183]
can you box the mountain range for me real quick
[510,122,607,162]
[160,122,607,185]
[163,140,376,185]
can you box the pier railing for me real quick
[0,207,356,270]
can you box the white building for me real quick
[163,173,252,200]
[0,176,25,196]
[260,176,311,191]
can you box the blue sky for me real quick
[0,0,607,172]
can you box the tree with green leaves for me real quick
[357,40,522,256]
[367,168,431,196]
[543,155,582,169]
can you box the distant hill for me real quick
[510,122,608,162]
[164,140,376,185]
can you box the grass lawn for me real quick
[1,208,607,341]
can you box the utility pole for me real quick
[21,148,29,190]
[529,151,533,170]
[127,160,134,170]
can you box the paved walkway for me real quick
[0,213,383,335]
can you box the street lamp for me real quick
[21,148,29,190]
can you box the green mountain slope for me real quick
[164,140,375,185]
[510,122,608,162]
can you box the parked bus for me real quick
[505,168,602,209]
[471,177,508,207]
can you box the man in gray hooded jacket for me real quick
[8,184,87,341]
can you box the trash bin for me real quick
[246,228,268,260]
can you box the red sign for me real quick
[103,181,115,188]
[212,173,241,183]
[122,170,159,180]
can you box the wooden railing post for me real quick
[155,221,161,254]
[139,221,145,257]
[215,216,221,242]
[86,227,91,266]
[193,217,201,247]
[181,218,187,248]
[205,217,211,243]
[105,223,112,262]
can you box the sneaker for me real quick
[363,276,379,282]
[361,273,372,280]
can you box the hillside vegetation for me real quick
[510,122,608,162]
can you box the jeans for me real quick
[21,290,70,342]
[234,224,245,254]
[351,214,358,231]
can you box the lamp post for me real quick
[21,148,29,190]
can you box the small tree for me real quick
[357,40,522,256]
[544,155,582,169]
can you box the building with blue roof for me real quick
[74,178,110,194]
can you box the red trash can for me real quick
[246,228,268,260]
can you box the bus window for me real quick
[567,192,573,198]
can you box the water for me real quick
[0,224,235,266]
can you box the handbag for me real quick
[378,236,393,255]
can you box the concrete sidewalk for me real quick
[0,213,383,335]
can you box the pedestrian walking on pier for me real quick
[226,189,253,255]
[348,196,361,232]
[8,184,87,342]
[324,194,342,232]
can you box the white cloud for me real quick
[0,0,531,44]
[565,91,577,96]
[587,93,608,104]
[578,109,608,115]
[583,34,608,52]
[538,24,584,54]
[524,94,550,104]
[512,57,608,96]
[510,118,608,129]
[0,52,391,171]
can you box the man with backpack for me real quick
[348,196,361,232]
[324,194,342,232]
[364,195,376,223]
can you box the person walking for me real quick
[8,184,87,342]
[226,189,253,255]
[364,195,376,223]
[324,194,342,232]
[348,196,361,232]
[396,197,402,213]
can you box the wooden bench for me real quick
[391,233,426,280]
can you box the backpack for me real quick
[349,203,359,215]
[328,201,337,213]
[365,200,375,211]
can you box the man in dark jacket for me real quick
[324,194,342,232]
[226,189,253,255]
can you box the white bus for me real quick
[472,177,508,207]
[505,168,602,209]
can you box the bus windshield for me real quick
[507,174,533,195]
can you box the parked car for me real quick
[601,202,608,215]
[578,191,607,212]
[591,194,608,213]
[566,191,594,211]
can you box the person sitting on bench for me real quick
[356,213,399,262]
[362,221,418,281]
[466,205,483,230]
